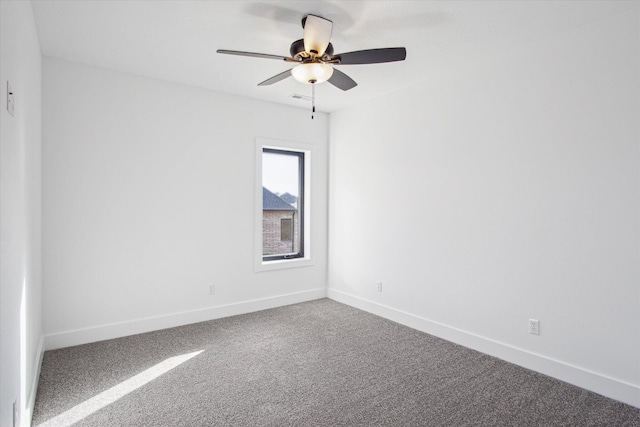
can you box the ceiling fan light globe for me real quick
[291,63,334,84]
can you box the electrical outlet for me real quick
[208,285,215,295]
[529,319,540,335]
[376,282,383,292]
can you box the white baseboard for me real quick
[25,335,45,427]
[327,288,640,409]
[45,288,326,351]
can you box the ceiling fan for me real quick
[217,14,407,117]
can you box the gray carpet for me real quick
[32,299,640,426]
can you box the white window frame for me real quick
[255,138,313,272]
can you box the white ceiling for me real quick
[31,0,636,113]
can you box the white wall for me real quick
[42,58,328,348]
[0,1,43,426]
[328,9,639,407]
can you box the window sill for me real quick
[255,257,314,272]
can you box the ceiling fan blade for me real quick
[332,47,406,65]
[217,49,299,62]
[258,69,293,86]
[303,14,333,56]
[328,68,357,91]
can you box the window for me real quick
[281,218,292,241]
[255,139,312,271]
[262,148,304,261]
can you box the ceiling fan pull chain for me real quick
[311,83,316,119]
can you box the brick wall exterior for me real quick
[263,210,300,255]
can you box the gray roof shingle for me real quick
[263,187,296,211]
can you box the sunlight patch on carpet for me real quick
[36,350,204,427]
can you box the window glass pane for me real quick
[262,149,303,260]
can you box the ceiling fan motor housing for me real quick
[290,39,334,59]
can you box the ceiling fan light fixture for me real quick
[291,63,334,84]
